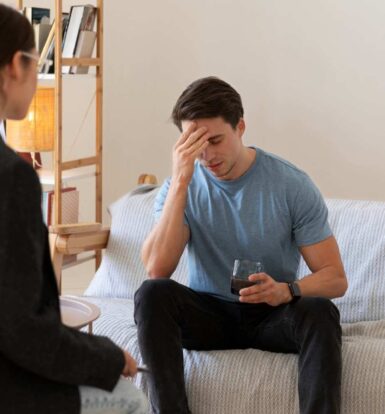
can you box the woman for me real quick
[0,5,147,414]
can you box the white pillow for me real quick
[298,199,385,323]
[84,185,188,299]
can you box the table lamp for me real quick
[6,87,54,169]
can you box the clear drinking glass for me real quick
[230,259,264,295]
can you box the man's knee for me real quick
[294,297,341,328]
[134,278,181,321]
[135,278,179,304]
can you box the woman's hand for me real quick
[121,350,138,377]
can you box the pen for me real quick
[137,365,150,373]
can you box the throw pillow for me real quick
[84,185,188,299]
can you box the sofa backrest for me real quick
[85,186,385,324]
[297,198,385,323]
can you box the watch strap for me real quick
[287,281,301,303]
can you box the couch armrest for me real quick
[49,223,110,292]
[49,173,157,293]
[51,226,110,255]
[49,222,103,236]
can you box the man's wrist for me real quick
[281,283,293,304]
[287,281,302,303]
[170,176,190,193]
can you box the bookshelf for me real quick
[18,0,104,290]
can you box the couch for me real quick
[59,184,385,414]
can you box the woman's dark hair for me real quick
[171,76,244,131]
[0,4,35,68]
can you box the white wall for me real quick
[104,0,385,203]
[9,0,385,204]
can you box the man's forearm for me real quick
[297,266,348,299]
[142,180,190,278]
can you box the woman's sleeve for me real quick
[0,159,124,391]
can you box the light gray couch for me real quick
[83,185,385,414]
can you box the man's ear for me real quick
[237,118,246,137]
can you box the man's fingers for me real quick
[239,275,269,296]
[248,273,267,283]
[239,290,268,303]
[239,283,273,302]
[187,140,209,161]
[179,126,208,150]
[176,122,197,146]
[239,284,265,297]
[184,131,210,155]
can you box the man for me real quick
[134,76,347,414]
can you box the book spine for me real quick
[70,30,96,74]
[62,6,85,74]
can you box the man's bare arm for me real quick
[141,123,210,278]
[297,235,348,299]
[141,183,190,278]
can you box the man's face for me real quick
[181,116,246,180]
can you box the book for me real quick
[39,14,70,74]
[62,5,96,74]
[70,30,96,74]
[39,21,55,74]
[24,7,50,24]
[41,187,79,226]
[34,18,51,54]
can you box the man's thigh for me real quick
[135,279,243,351]
[80,378,148,414]
[243,297,340,354]
[179,287,244,351]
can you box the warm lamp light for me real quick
[6,87,54,168]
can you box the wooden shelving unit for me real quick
[18,0,104,284]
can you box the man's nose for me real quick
[200,146,213,162]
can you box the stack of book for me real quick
[26,5,97,75]
[62,5,97,74]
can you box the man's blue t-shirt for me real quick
[155,147,332,302]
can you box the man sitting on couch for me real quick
[134,76,348,414]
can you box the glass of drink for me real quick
[231,259,264,295]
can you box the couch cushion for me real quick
[85,296,385,414]
[297,199,385,323]
[84,185,188,300]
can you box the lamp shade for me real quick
[6,87,54,152]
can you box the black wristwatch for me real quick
[287,281,301,303]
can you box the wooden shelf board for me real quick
[38,74,96,87]
[38,168,95,185]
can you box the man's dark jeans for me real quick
[134,279,342,414]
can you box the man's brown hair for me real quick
[171,77,244,131]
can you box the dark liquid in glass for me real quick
[231,278,256,295]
